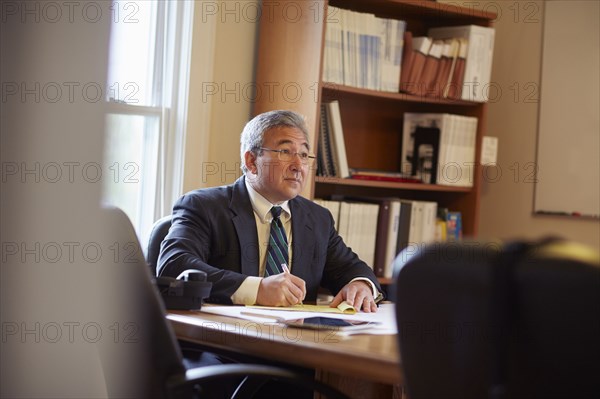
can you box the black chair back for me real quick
[394,239,600,399]
[98,207,186,398]
[147,215,172,275]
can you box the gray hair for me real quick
[240,110,309,173]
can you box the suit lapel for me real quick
[230,177,260,277]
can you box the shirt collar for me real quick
[244,177,291,223]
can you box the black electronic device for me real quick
[282,317,379,332]
[155,271,211,310]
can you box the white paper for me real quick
[481,136,498,165]
[195,303,398,335]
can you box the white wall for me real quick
[183,1,259,192]
[474,1,600,248]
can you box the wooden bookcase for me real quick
[254,0,496,286]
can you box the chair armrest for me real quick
[167,363,349,399]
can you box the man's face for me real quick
[245,126,310,204]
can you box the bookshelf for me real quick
[254,0,496,283]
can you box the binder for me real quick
[429,25,495,102]
[428,39,457,99]
[399,30,414,92]
[417,40,444,96]
[396,201,413,252]
[445,38,468,100]
[371,199,401,277]
[401,36,432,95]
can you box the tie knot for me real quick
[270,206,283,220]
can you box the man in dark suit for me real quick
[158,109,382,312]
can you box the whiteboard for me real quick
[534,1,600,218]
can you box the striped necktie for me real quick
[264,206,289,276]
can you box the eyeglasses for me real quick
[259,148,316,164]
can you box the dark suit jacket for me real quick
[158,176,382,304]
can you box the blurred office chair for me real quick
[99,206,348,399]
[147,214,172,275]
[394,239,600,399]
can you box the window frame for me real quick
[104,0,195,247]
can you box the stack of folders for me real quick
[401,113,478,187]
[317,100,350,178]
[322,5,407,92]
[315,198,452,279]
[399,25,495,102]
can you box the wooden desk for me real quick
[167,310,404,398]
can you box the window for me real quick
[103,1,194,247]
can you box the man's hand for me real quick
[256,273,306,306]
[330,280,378,313]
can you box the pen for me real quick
[281,263,304,306]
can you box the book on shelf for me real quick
[316,106,326,175]
[316,198,464,278]
[435,216,447,242]
[428,25,495,102]
[336,200,379,268]
[401,113,478,187]
[396,199,438,267]
[380,18,407,92]
[357,12,379,90]
[420,201,438,244]
[435,208,467,242]
[317,103,337,177]
[322,6,344,85]
[326,101,350,178]
[340,7,355,87]
[334,196,402,279]
[313,199,341,231]
[321,196,441,279]
[445,211,463,241]
[317,101,350,179]
[435,207,447,242]
[322,5,407,93]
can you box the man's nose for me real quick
[288,153,304,169]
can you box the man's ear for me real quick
[244,150,257,174]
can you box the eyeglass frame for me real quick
[258,147,316,164]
